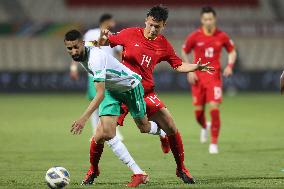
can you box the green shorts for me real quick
[87,75,96,101]
[99,83,146,119]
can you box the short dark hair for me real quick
[201,6,216,16]
[147,5,168,22]
[64,29,82,41]
[99,13,113,25]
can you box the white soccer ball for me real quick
[45,166,70,189]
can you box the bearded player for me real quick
[181,6,237,154]
[97,5,214,184]
[69,13,124,140]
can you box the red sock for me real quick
[168,131,185,171]
[195,110,206,129]
[210,109,220,144]
[89,137,104,175]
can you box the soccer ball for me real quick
[45,166,70,188]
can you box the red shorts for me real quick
[191,80,222,106]
[117,91,165,126]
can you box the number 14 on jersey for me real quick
[141,54,152,67]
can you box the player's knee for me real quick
[195,105,204,111]
[163,117,177,135]
[137,124,150,133]
[209,103,219,110]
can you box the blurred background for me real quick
[0,0,283,93]
[1,1,284,188]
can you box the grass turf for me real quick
[0,93,284,189]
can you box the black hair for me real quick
[147,5,168,22]
[64,29,82,41]
[201,6,216,16]
[99,13,113,25]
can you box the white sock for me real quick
[106,136,143,174]
[149,121,167,137]
[90,109,99,134]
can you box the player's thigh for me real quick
[99,90,122,118]
[191,82,206,107]
[144,92,165,117]
[150,107,177,135]
[122,83,146,119]
[206,81,222,108]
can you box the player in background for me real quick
[181,6,237,154]
[280,71,284,94]
[98,5,214,184]
[69,13,124,140]
[64,30,212,187]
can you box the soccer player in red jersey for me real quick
[96,6,214,184]
[181,6,237,154]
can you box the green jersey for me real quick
[80,46,141,92]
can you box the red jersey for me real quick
[108,27,182,94]
[183,28,235,82]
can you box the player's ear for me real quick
[82,40,85,46]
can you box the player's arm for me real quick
[71,81,105,135]
[223,34,237,77]
[181,48,198,85]
[223,49,237,77]
[97,29,111,46]
[175,59,214,73]
[280,71,284,95]
[98,28,129,47]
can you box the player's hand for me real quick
[70,118,86,135]
[187,72,198,85]
[223,66,233,77]
[280,71,284,95]
[100,29,110,38]
[70,70,79,80]
[196,58,215,74]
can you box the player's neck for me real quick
[202,26,216,36]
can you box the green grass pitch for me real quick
[0,93,284,189]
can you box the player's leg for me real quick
[88,75,124,140]
[83,91,148,187]
[123,84,166,137]
[144,93,170,153]
[82,120,105,185]
[123,85,194,183]
[150,107,195,184]
[207,83,222,154]
[191,82,209,143]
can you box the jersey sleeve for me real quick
[164,40,182,69]
[108,28,131,48]
[114,45,123,52]
[182,33,195,54]
[223,33,235,52]
[89,50,107,82]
